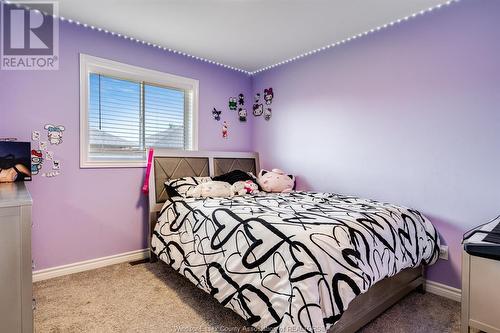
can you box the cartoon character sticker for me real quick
[264,108,272,121]
[222,121,229,139]
[212,108,222,121]
[52,160,60,170]
[32,131,40,141]
[254,93,261,103]
[253,103,263,116]
[264,88,274,105]
[238,93,245,106]
[31,149,43,175]
[46,151,54,160]
[39,141,48,151]
[238,108,247,122]
[228,97,237,111]
[42,171,60,177]
[44,124,65,145]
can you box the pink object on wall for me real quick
[142,148,154,194]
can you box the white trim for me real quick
[32,249,148,282]
[32,252,463,303]
[425,280,462,302]
[79,54,199,168]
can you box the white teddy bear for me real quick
[187,181,233,198]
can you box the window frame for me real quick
[79,54,199,168]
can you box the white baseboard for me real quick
[425,280,461,302]
[33,249,149,282]
[33,252,463,303]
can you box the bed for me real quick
[147,150,440,333]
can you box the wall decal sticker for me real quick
[264,88,274,105]
[212,108,222,121]
[264,107,272,121]
[253,92,263,116]
[44,124,65,145]
[46,151,54,160]
[32,131,40,141]
[228,97,237,111]
[39,141,48,151]
[253,103,263,116]
[31,149,43,175]
[238,108,247,122]
[238,93,245,106]
[42,171,60,177]
[222,121,229,139]
[52,160,60,170]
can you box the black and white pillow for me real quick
[212,170,261,190]
[165,176,212,198]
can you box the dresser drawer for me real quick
[0,183,33,333]
[469,255,500,332]
[0,207,22,332]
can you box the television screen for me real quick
[0,141,32,182]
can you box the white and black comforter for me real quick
[151,191,439,332]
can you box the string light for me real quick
[250,0,460,75]
[0,0,459,76]
[0,0,250,74]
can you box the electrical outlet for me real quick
[439,245,449,260]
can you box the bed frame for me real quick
[147,149,424,333]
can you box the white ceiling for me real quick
[24,0,449,72]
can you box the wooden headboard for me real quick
[147,149,259,253]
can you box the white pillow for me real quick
[186,181,233,198]
[165,176,212,197]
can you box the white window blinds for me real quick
[87,73,193,162]
[80,54,198,168]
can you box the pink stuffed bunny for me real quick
[231,180,260,196]
[257,169,295,193]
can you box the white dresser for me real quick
[462,219,500,333]
[0,182,33,333]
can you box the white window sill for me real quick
[80,160,147,169]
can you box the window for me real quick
[80,54,198,168]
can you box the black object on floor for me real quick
[129,259,149,266]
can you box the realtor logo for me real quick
[1,1,59,70]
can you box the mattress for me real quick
[151,191,440,332]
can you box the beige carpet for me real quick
[34,262,460,333]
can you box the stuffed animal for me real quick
[257,169,295,193]
[231,180,260,196]
[187,181,233,198]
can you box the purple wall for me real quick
[2,0,498,290]
[0,20,253,270]
[251,0,500,289]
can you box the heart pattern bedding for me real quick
[151,191,440,332]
